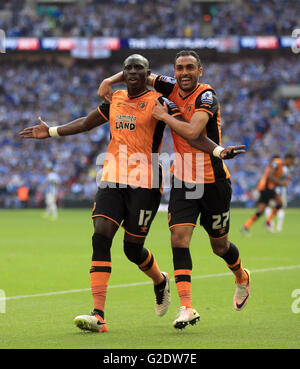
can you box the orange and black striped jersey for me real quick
[153,75,230,184]
[97,89,181,189]
[256,158,284,191]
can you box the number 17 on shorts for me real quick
[138,209,153,234]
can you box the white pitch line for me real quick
[2,264,300,301]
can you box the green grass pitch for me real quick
[0,208,300,349]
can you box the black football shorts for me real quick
[257,189,276,205]
[92,182,161,238]
[168,178,232,238]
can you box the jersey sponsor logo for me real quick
[115,114,137,130]
[201,91,213,105]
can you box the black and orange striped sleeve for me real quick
[153,75,177,98]
[158,96,182,117]
[97,102,110,121]
[195,90,218,117]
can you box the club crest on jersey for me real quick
[138,102,148,111]
[187,104,193,112]
[115,114,136,130]
[201,91,213,105]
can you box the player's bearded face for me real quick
[174,56,202,92]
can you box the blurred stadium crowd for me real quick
[0,0,299,208]
[1,0,299,38]
[1,55,299,208]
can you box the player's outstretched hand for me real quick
[220,145,246,160]
[98,79,113,103]
[19,117,50,139]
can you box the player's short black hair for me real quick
[174,50,202,68]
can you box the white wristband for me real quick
[49,126,60,137]
[212,146,224,158]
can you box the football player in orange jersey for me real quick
[242,153,294,234]
[19,54,177,332]
[98,50,250,329]
[19,54,238,333]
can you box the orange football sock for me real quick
[227,256,248,284]
[139,250,164,285]
[90,261,112,312]
[244,214,258,229]
[174,269,192,308]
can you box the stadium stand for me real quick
[0,0,299,208]
[0,54,299,208]
[0,0,299,38]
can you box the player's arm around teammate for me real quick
[151,84,244,261]
[98,72,245,160]
[152,100,246,160]
[98,52,250,330]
